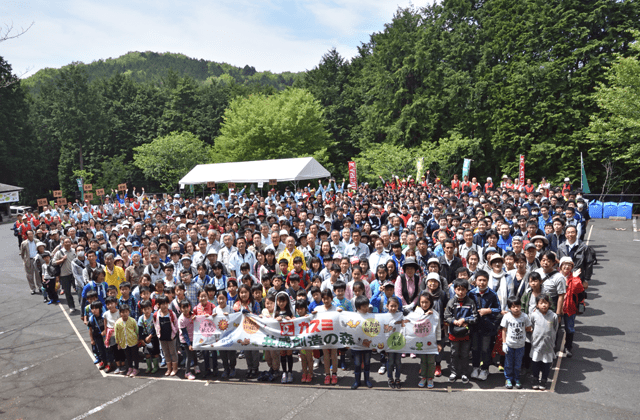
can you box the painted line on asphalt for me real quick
[70,379,157,420]
[1,347,80,379]
[60,304,107,378]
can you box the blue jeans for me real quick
[504,346,525,381]
[563,314,576,334]
[387,352,402,380]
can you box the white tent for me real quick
[179,157,331,186]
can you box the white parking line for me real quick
[60,304,107,378]
[70,379,157,420]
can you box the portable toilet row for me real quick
[588,201,633,219]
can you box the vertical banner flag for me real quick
[518,155,525,188]
[581,153,591,194]
[462,158,471,178]
[416,157,424,181]
[348,161,357,189]
[76,178,84,202]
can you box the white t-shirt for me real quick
[500,312,531,349]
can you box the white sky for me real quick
[1,0,429,77]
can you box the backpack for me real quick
[47,263,61,278]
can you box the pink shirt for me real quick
[178,314,194,344]
[394,274,419,306]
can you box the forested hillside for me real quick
[22,51,303,92]
[2,0,639,205]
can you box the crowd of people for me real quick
[12,172,594,390]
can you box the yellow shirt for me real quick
[114,317,139,348]
[104,265,126,298]
[277,248,308,272]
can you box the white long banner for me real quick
[193,311,439,354]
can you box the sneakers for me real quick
[324,375,331,385]
[229,368,236,378]
[515,380,522,389]
[287,372,294,383]
[565,349,573,358]
[448,373,457,382]
[98,362,105,370]
[427,378,434,389]
[186,372,196,380]
[113,367,122,375]
[461,375,469,383]
[478,369,489,381]
[238,352,245,359]
[331,374,338,385]
[434,366,442,377]
[221,370,229,379]
[395,379,402,389]
[313,359,321,369]
[194,366,201,375]
[410,353,416,358]
[498,365,504,372]
[351,380,360,390]
[388,379,396,389]
[532,379,540,390]
[418,377,427,388]
[538,381,546,390]
[130,369,139,377]
[125,368,133,377]
[281,372,288,384]
[505,379,513,389]
[470,367,480,379]
[93,357,101,364]
[378,365,386,375]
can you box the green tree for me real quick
[212,88,332,167]
[353,143,418,187]
[588,33,640,192]
[133,131,208,191]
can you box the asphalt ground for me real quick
[0,218,638,420]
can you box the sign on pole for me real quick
[84,192,94,201]
[37,198,48,207]
[95,188,105,196]
[207,182,216,188]
[118,183,127,191]
[518,155,525,188]
[83,184,92,192]
[348,161,357,189]
[53,190,63,198]
[269,179,277,186]
[462,158,472,178]
[57,197,67,206]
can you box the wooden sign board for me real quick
[228,183,236,191]
[95,188,105,196]
[37,198,48,207]
[118,183,127,191]
[269,179,277,186]
[57,197,67,206]
[83,184,92,191]
[84,192,94,201]
[53,190,63,198]
[207,182,216,188]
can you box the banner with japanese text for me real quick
[348,161,357,189]
[416,157,424,181]
[193,311,439,354]
[462,158,471,178]
[518,155,525,188]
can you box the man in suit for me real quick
[20,230,41,294]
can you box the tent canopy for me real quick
[179,157,331,186]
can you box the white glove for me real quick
[502,343,509,354]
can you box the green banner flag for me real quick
[581,153,591,194]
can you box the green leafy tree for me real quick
[588,33,640,192]
[133,131,208,191]
[353,143,418,187]
[212,88,332,167]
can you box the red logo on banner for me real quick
[348,161,357,189]
[519,155,525,188]
[280,322,295,336]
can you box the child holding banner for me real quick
[313,289,342,385]
[415,291,441,389]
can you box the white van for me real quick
[10,206,32,217]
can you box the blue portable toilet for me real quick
[588,201,603,219]
[603,202,618,218]
[617,202,633,219]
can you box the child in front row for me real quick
[261,294,280,381]
[88,300,107,370]
[386,296,403,389]
[444,279,478,384]
[295,300,315,383]
[274,291,295,384]
[529,293,559,390]
[313,289,342,385]
[153,295,179,376]
[104,296,125,374]
[500,296,532,389]
[138,299,160,374]
[415,291,442,389]
[214,290,237,378]
[332,281,353,370]
[115,304,139,377]
[178,299,198,380]
[352,295,374,389]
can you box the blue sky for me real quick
[1,0,427,77]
